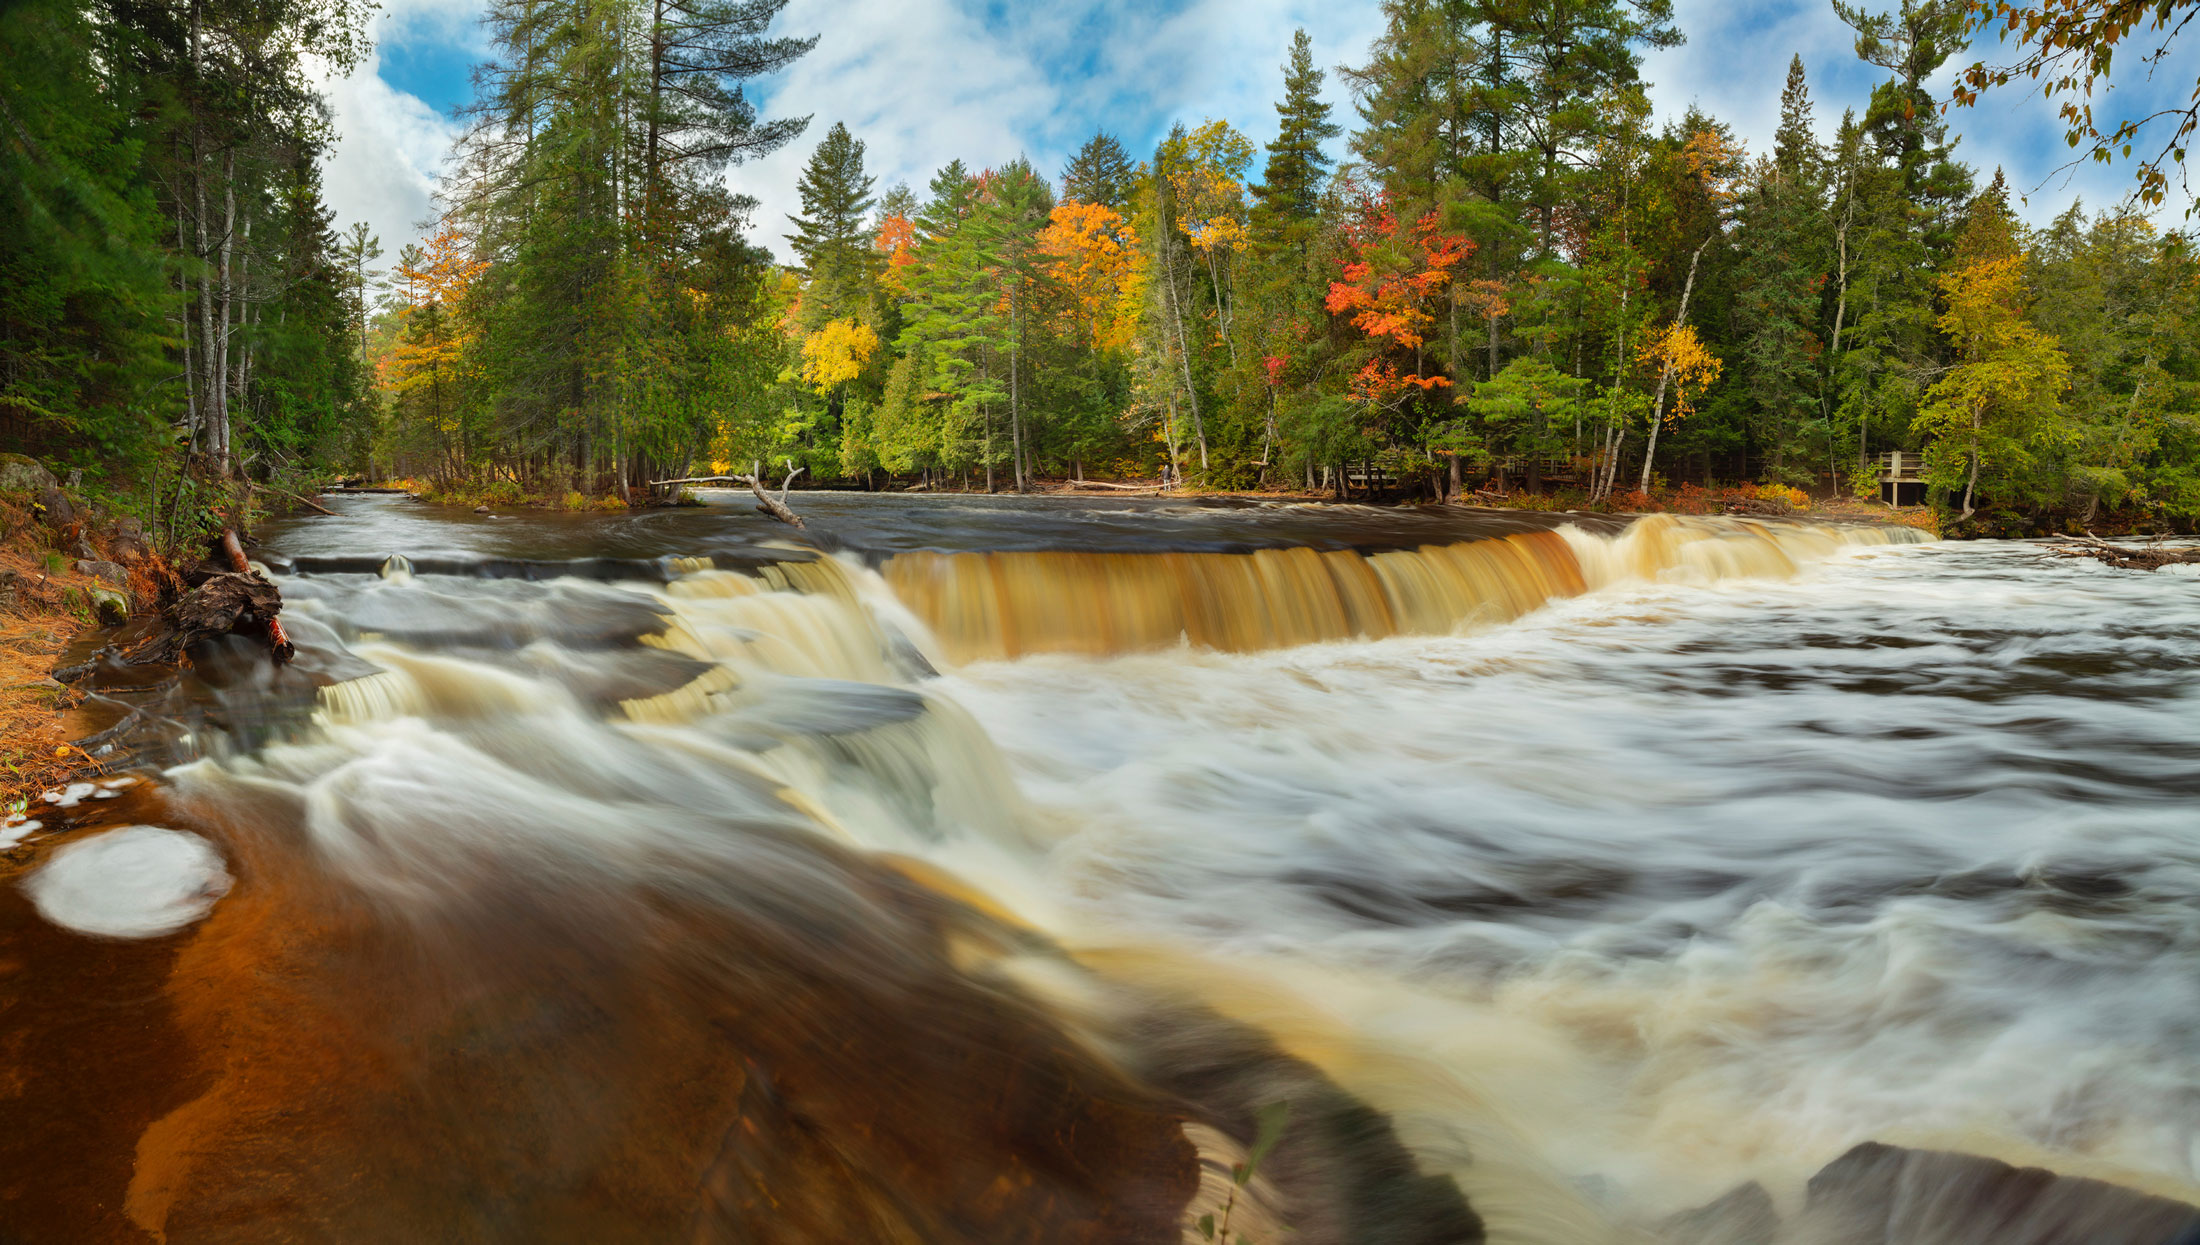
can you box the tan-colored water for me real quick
[20,501,2200,1244]
[885,515,1924,662]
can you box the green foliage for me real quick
[0,0,374,529]
[1061,133,1136,211]
[786,122,881,327]
[1251,30,1341,240]
[14,0,2191,532]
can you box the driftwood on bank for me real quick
[1057,479,1165,492]
[2045,532,2200,572]
[650,466,808,529]
[122,528,294,666]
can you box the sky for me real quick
[314,0,2200,263]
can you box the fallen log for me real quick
[649,466,807,529]
[2044,532,2200,572]
[122,529,293,666]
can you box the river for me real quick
[6,492,2198,1244]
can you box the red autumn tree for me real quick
[1325,186,1472,408]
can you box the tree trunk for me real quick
[230,212,251,448]
[1162,394,1181,483]
[1638,238,1709,495]
[1961,405,1981,521]
[1009,301,1026,492]
[176,179,198,448]
[1157,188,1209,473]
[215,149,238,467]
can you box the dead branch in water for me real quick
[2045,532,2200,572]
[250,483,335,517]
[651,464,808,529]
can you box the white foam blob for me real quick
[48,782,97,809]
[24,826,232,938]
[0,821,38,848]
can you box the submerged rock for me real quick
[1659,1143,2200,1245]
[1792,1142,2200,1245]
[1659,1180,1778,1245]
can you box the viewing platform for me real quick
[1879,450,1927,506]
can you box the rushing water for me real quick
[9,492,2200,1243]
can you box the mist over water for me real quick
[14,492,2200,1243]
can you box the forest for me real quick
[5,0,2199,534]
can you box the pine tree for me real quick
[1252,30,1341,228]
[899,160,1008,485]
[335,222,383,364]
[786,121,879,324]
[1732,54,1828,483]
[638,0,815,202]
[986,159,1055,490]
[1060,133,1135,210]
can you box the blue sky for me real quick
[315,0,2198,260]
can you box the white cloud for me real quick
[314,0,488,257]
[313,0,2192,262]
[316,57,459,255]
[736,0,1383,259]
[1644,0,2197,224]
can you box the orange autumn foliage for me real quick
[381,220,487,407]
[1325,201,1470,351]
[1038,200,1141,352]
[1349,359,1451,407]
[874,214,916,295]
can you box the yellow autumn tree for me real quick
[383,220,489,479]
[1038,200,1141,352]
[1913,253,2070,520]
[1165,120,1254,352]
[798,316,879,395]
[1639,323,1722,421]
[1632,322,1721,492]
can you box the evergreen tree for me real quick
[637,0,816,201]
[785,121,879,325]
[1731,55,1828,483]
[1252,30,1342,230]
[1061,133,1135,210]
[335,222,384,364]
[0,0,172,468]
[984,159,1056,491]
[899,160,1008,486]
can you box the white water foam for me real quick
[26,825,233,938]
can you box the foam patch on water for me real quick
[25,826,232,938]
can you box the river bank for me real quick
[0,490,152,810]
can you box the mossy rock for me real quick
[88,586,130,626]
[0,453,57,495]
